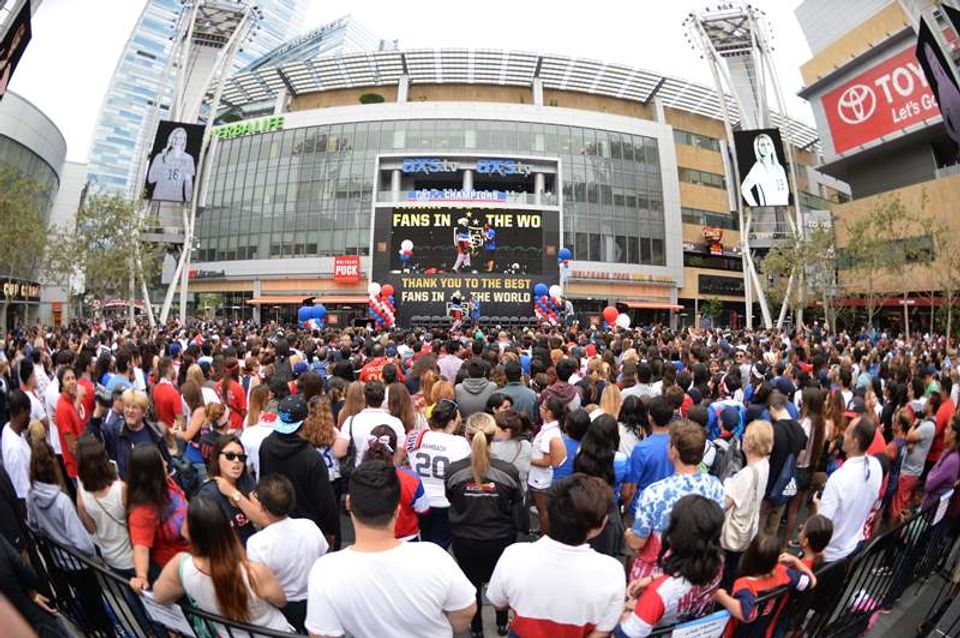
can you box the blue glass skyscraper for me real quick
[87,0,309,198]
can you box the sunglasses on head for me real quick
[438,398,459,411]
[221,451,247,463]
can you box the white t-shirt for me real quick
[305,542,475,638]
[819,454,883,563]
[487,536,625,635]
[247,517,328,603]
[239,420,275,479]
[41,382,61,454]
[338,408,406,467]
[528,421,564,490]
[409,429,471,508]
[722,459,770,550]
[1,423,30,498]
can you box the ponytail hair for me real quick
[465,412,497,486]
[362,425,398,464]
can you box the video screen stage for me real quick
[386,209,545,275]
[372,208,560,325]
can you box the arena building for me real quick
[189,48,836,327]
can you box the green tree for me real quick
[761,226,839,333]
[0,166,49,332]
[701,297,723,326]
[917,217,960,337]
[46,195,164,315]
[841,195,915,331]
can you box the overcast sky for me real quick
[13,0,810,163]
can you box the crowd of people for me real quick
[0,318,958,638]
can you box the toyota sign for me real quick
[823,47,940,155]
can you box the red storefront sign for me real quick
[823,47,941,155]
[333,255,360,283]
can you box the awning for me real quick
[624,301,684,311]
[246,296,312,306]
[246,295,369,306]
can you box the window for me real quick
[681,207,739,230]
[678,167,726,190]
[673,129,721,152]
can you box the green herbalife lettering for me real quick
[212,115,285,140]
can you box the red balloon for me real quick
[381,284,395,298]
[602,306,619,323]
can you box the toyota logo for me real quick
[837,84,877,125]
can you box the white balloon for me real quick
[368,282,381,297]
[400,239,414,251]
[549,285,562,300]
[615,313,632,328]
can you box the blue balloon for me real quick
[558,247,571,261]
[297,306,312,322]
[533,283,548,298]
[312,304,327,320]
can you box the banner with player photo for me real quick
[371,208,560,325]
[143,120,204,203]
[733,128,792,207]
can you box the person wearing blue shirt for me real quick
[620,396,675,511]
[553,410,590,481]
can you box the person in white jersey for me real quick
[408,398,471,548]
[528,396,568,535]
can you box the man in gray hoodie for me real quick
[455,358,498,418]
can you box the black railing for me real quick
[21,488,960,638]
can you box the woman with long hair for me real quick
[413,369,439,413]
[125,445,189,593]
[599,383,623,420]
[362,424,429,542]
[389,382,425,435]
[425,379,456,421]
[574,414,627,556]
[174,380,208,480]
[216,356,246,430]
[327,376,348,424]
[336,381,365,428]
[152,497,290,630]
[577,358,606,406]
[785,388,827,549]
[75,435,133,575]
[301,393,342,533]
[187,363,220,405]
[198,435,267,546]
[446,413,521,638]
[529,396,568,535]
[617,395,648,458]
[199,403,232,466]
[617,495,725,636]
[491,410,532,494]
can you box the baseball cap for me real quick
[276,396,308,434]
[844,396,867,419]
[292,361,309,379]
[168,342,182,357]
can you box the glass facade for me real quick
[197,119,666,266]
[0,135,59,216]
[86,0,309,197]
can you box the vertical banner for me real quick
[917,13,960,160]
[732,128,792,207]
[0,0,31,99]
[143,121,204,203]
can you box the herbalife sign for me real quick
[212,115,284,140]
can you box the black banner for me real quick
[144,120,204,203]
[733,128,792,207]
[0,0,31,100]
[372,208,560,325]
[698,274,744,296]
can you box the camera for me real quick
[94,385,113,406]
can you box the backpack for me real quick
[709,437,744,483]
[768,451,798,507]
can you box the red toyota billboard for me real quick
[823,47,940,155]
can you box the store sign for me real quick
[406,189,507,203]
[212,115,284,141]
[476,158,532,176]
[187,269,225,280]
[570,270,674,284]
[334,255,361,283]
[401,158,459,174]
[0,277,40,302]
[823,47,939,155]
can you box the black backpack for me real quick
[767,451,797,507]
[709,437,744,483]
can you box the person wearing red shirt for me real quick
[215,357,247,430]
[929,379,955,465]
[55,367,84,480]
[359,343,406,383]
[76,350,96,428]
[152,357,182,430]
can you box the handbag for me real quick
[721,465,761,552]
